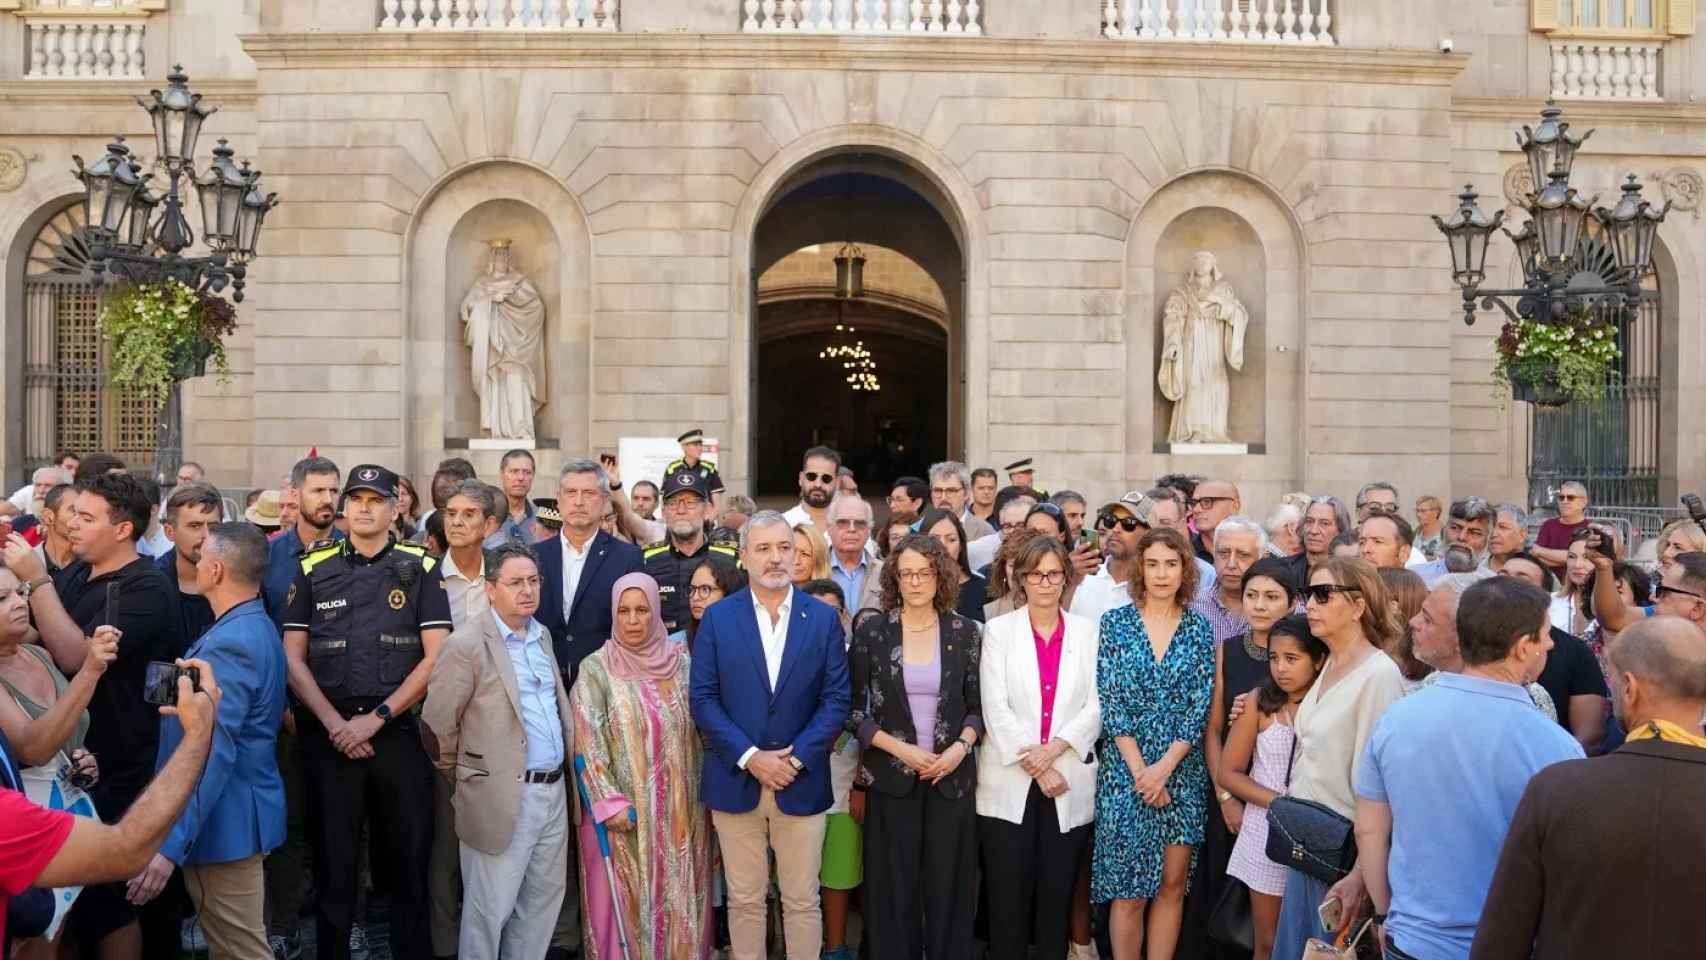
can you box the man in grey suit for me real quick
[422,541,574,960]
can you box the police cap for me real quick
[678,428,704,445]
[661,468,712,502]
[343,464,399,499]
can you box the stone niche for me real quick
[443,198,561,443]
[1149,207,1268,448]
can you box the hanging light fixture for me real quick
[834,242,866,299]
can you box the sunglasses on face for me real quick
[1656,584,1706,601]
[1304,583,1362,605]
[1097,513,1143,532]
[803,472,835,484]
[1359,502,1398,514]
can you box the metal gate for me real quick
[1526,228,1661,509]
[21,203,162,483]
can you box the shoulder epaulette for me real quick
[299,541,342,574]
[709,543,738,559]
[702,459,718,471]
[393,541,436,571]
[643,542,670,559]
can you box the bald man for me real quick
[1187,479,1240,564]
[1472,616,1706,960]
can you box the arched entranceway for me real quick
[749,154,966,496]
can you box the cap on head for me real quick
[1004,457,1034,473]
[342,464,399,499]
[1100,490,1155,526]
[678,428,704,445]
[662,467,713,501]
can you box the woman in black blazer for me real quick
[847,533,984,960]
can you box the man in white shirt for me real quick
[1071,490,1152,621]
[781,446,842,532]
[967,493,1037,574]
[8,466,70,515]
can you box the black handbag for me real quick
[1206,876,1254,950]
[1264,734,1357,884]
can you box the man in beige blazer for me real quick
[422,541,575,960]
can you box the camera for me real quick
[142,660,203,706]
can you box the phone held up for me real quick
[143,661,203,707]
[1317,894,1344,934]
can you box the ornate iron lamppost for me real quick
[1435,101,1667,328]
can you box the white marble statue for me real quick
[460,239,547,441]
[1158,251,1249,444]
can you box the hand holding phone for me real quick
[143,660,203,706]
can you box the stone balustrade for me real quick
[741,0,983,34]
[1102,0,1334,44]
[379,0,617,29]
[1548,40,1662,101]
[23,18,146,77]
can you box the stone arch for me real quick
[1651,231,1699,500]
[1124,168,1308,508]
[727,126,990,493]
[2,190,87,480]
[403,160,592,481]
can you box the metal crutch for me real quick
[574,754,635,960]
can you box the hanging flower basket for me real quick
[1491,311,1620,407]
[97,280,237,406]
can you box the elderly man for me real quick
[1487,503,1529,573]
[1532,481,1591,574]
[1192,515,1261,643]
[967,491,1037,575]
[1409,574,1556,717]
[826,493,881,612]
[1287,495,1352,585]
[690,511,851,960]
[1501,551,1609,754]
[8,465,70,515]
[1411,498,1497,585]
[1471,616,1706,960]
[643,469,737,634]
[1188,479,1240,563]
[1354,481,1400,523]
[1358,513,1415,569]
[534,459,643,686]
[131,523,287,960]
[1070,491,1153,622]
[1357,578,1583,960]
[928,461,994,540]
[1265,502,1303,558]
[423,542,574,960]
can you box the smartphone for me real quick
[142,660,202,706]
[1317,895,1344,934]
[103,581,119,629]
[1077,528,1101,553]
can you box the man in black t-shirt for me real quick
[1504,552,1610,754]
[2,469,182,958]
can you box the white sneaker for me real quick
[1069,941,1101,960]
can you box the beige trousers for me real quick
[183,854,272,960]
[711,789,827,960]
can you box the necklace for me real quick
[902,615,939,632]
[1241,631,1269,662]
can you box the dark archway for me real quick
[750,156,964,496]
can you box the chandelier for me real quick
[819,323,880,392]
[1434,100,1665,327]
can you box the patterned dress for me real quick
[571,649,713,960]
[1091,605,1216,903]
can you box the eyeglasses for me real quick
[1656,584,1706,601]
[1022,570,1067,586]
[1558,494,1586,502]
[1000,521,1025,535]
[896,569,935,584]
[930,486,964,497]
[1188,496,1235,510]
[688,585,721,600]
[1304,583,1362,605]
[1359,502,1399,514]
[1097,513,1143,533]
[497,576,542,591]
[803,471,835,484]
[833,518,871,530]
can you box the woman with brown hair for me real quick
[1377,566,1431,684]
[1269,557,1406,959]
[847,533,984,960]
[1092,527,1215,960]
[919,507,989,622]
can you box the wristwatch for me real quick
[20,576,49,598]
[374,703,393,725]
[610,480,623,491]
[956,736,975,753]
[1217,789,1233,804]
[786,755,805,773]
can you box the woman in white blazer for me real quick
[976,532,1102,960]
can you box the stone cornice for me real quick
[1451,96,1706,127]
[238,32,1468,84]
[0,78,256,108]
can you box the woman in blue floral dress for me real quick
[1092,526,1216,960]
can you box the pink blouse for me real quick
[1032,616,1066,742]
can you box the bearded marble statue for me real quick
[1157,251,1250,444]
[460,239,547,441]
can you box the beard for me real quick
[755,566,791,591]
[670,518,702,541]
[803,487,833,508]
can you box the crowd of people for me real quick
[1,441,1705,960]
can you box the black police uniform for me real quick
[643,468,737,632]
[283,466,453,960]
[664,456,723,495]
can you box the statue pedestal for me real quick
[1160,442,1252,456]
[467,437,527,450]
[442,437,562,502]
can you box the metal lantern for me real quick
[194,140,247,253]
[1431,184,1502,290]
[1502,220,1541,284]
[1531,167,1592,270]
[1595,174,1671,278]
[72,137,143,238]
[1517,101,1591,198]
[123,173,163,251]
[233,173,278,264]
[137,66,216,173]
[834,242,866,299]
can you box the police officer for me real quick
[642,468,737,633]
[1004,457,1048,498]
[665,428,723,502]
[282,465,453,960]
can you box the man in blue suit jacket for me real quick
[690,511,850,960]
[130,522,287,959]
[533,459,643,687]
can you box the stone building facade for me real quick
[0,0,1701,511]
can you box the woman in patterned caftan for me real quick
[571,572,712,960]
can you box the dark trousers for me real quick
[301,713,433,960]
[1179,786,1249,960]
[265,725,313,934]
[980,782,1092,960]
[863,783,978,960]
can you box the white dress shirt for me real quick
[440,549,488,631]
[560,531,592,619]
[737,586,794,770]
[1069,567,1131,622]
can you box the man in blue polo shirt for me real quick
[1353,577,1584,959]
[262,457,342,626]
